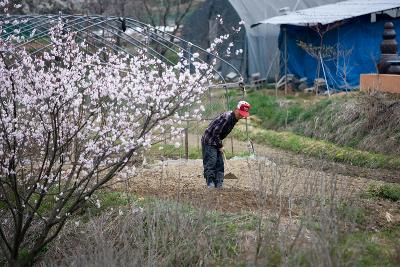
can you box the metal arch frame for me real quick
[0,14,244,85]
[0,14,252,155]
[8,16,190,74]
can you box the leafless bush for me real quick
[39,202,209,266]
[361,91,400,130]
[356,91,400,154]
[246,156,358,266]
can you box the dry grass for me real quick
[293,92,400,156]
[33,155,400,267]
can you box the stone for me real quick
[298,82,308,91]
[304,87,315,93]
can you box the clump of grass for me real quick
[226,90,305,129]
[300,98,333,121]
[78,191,133,219]
[248,93,304,128]
[163,48,179,65]
[339,225,400,266]
[366,184,400,202]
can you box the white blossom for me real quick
[0,10,236,252]
[95,200,101,209]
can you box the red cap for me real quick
[237,101,251,118]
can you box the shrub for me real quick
[367,184,400,202]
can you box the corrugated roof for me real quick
[253,0,400,26]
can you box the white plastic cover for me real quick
[256,0,400,26]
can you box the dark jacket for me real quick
[201,111,238,148]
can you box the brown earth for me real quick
[114,136,400,226]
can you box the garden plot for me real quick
[137,157,375,192]
[124,156,384,212]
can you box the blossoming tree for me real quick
[0,1,232,265]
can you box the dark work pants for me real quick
[201,143,224,188]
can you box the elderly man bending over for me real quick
[201,101,251,188]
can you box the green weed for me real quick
[366,184,400,202]
[300,98,332,121]
[339,226,400,267]
[227,91,305,129]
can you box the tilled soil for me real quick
[118,137,399,226]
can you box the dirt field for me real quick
[120,137,399,226]
[167,132,400,183]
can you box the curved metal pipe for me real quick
[1,14,241,85]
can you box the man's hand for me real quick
[219,146,224,153]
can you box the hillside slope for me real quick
[240,90,400,156]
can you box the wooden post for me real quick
[184,121,189,160]
[197,131,200,151]
[230,136,234,155]
[284,26,288,95]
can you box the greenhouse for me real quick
[0,14,242,86]
[183,0,342,82]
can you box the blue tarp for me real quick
[278,15,400,90]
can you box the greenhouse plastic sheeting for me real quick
[229,0,341,81]
[183,0,342,81]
